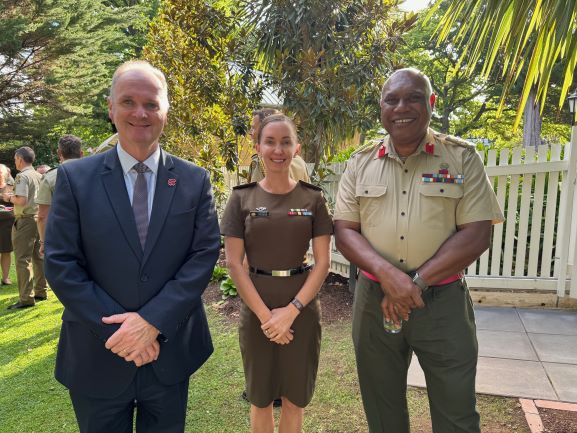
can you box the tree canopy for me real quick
[243,0,417,166]
[144,0,261,200]
[0,0,151,153]
[429,0,577,127]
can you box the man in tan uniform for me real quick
[37,135,83,255]
[334,68,503,433]
[248,108,310,183]
[3,146,47,309]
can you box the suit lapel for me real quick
[142,149,177,264]
[101,149,143,260]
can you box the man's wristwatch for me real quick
[412,272,429,292]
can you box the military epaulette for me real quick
[440,134,475,149]
[299,180,322,191]
[46,166,58,173]
[233,182,257,190]
[350,138,385,157]
[250,154,260,162]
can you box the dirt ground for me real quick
[541,408,577,433]
[203,272,576,433]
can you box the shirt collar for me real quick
[374,128,439,160]
[116,142,160,176]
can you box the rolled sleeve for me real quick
[13,174,29,197]
[456,148,504,225]
[334,159,361,223]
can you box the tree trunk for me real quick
[523,86,542,149]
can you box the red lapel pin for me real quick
[168,178,176,187]
[425,143,435,154]
[378,144,386,158]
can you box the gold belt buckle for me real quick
[272,269,291,277]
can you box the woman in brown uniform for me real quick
[221,114,332,433]
[0,164,15,285]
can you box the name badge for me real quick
[250,207,269,217]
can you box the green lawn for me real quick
[0,272,529,433]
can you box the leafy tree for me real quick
[429,0,577,126]
[144,0,261,205]
[397,1,572,148]
[243,0,417,167]
[398,5,505,138]
[0,0,151,154]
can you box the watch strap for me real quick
[412,272,429,292]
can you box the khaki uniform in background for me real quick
[334,128,503,433]
[289,154,310,183]
[12,166,46,305]
[36,166,58,206]
[248,154,310,183]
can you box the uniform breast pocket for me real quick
[419,183,463,228]
[356,184,387,227]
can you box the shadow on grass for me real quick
[0,326,61,368]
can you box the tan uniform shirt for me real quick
[13,166,42,218]
[36,168,57,206]
[334,128,504,271]
[249,154,311,183]
[36,159,77,206]
[289,154,311,183]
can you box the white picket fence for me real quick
[224,140,577,299]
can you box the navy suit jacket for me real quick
[44,147,220,398]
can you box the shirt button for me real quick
[400,259,405,263]
[140,274,149,282]
[400,236,404,240]
[403,191,407,194]
[440,188,444,193]
[401,212,405,216]
[365,190,368,194]
[404,169,408,173]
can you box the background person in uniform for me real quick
[36,134,83,256]
[2,147,46,309]
[333,68,504,433]
[221,114,332,433]
[0,164,15,285]
[44,60,220,433]
[36,164,51,175]
[248,108,310,183]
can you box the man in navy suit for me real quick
[44,60,221,433]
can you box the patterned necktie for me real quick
[132,162,150,249]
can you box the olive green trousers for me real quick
[12,216,46,305]
[352,273,480,433]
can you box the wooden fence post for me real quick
[556,128,577,297]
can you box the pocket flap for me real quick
[420,183,463,199]
[356,184,387,198]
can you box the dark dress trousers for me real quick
[44,148,220,400]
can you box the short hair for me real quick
[109,60,169,110]
[15,146,35,164]
[257,114,298,144]
[58,134,83,159]
[381,67,433,100]
[253,108,281,123]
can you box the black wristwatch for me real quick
[412,272,429,292]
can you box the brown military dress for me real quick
[220,181,333,408]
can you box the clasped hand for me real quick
[261,306,297,345]
[102,312,160,367]
[380,271,425,324]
